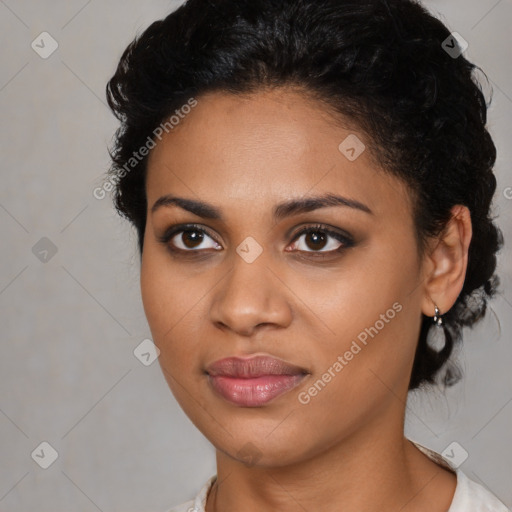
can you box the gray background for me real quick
[0,1,511,511]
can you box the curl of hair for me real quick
[105,0,503,390]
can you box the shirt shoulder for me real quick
[165,498,195,512]
[410,439,509,512]
[164,475,217,512]
[448,470,510,512]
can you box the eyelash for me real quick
[157,223,354,259]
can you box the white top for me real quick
[166,440,509,512]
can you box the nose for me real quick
[209,251,293,337]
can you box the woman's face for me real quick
[141,87,428,467]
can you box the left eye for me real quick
[289,226,352,253]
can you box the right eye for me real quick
[158,223,223,253]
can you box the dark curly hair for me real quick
[105,0,503,391]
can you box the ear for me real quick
[421,205,473,318]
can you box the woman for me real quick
[105,0,507,510]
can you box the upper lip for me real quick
[206,355,308,378]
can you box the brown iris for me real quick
[181,229,204,249]
[304,231,327,251]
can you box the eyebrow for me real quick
[150,193,373,220]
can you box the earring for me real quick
[433,305,443,326]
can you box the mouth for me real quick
[205,355,309,407]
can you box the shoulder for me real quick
[449,470,510,512]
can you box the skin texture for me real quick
[141,87,472,512]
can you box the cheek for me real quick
[140,244,190,336]
[140,247,207,375]
[306,249,416,340]
[140,247,185,366]
[302,241,421,390]
[140,256,166,336]
[140,258,204,413]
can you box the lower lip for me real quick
[207,374,306,407]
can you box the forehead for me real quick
[145,88,413,222]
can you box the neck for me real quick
[206,403,456,512]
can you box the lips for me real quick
[205,355,309,407]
